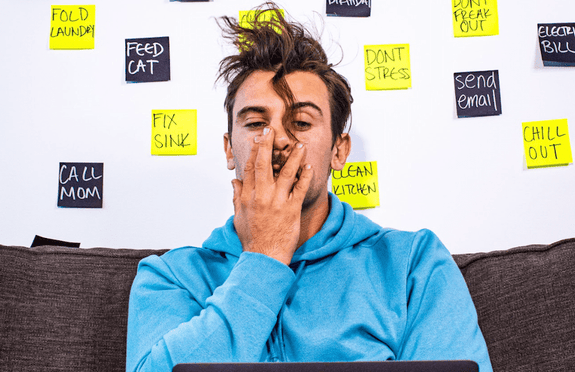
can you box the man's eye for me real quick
[293,121,311,130]
[245,122,266,128]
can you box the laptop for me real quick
[173,361,479,372]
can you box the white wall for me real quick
[1,0,574,254]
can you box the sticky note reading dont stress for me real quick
[331,161,379,209]
[364,44,411,90]
[522,119,573,169]
[152,110,197,156]
[50,5,95,49]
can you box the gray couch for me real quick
[1,239,574,372]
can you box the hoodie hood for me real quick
[202,193,383,263]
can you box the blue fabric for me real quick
[126,193,492,372]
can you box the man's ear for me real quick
[331,133,351,171]
[223,133,235,170]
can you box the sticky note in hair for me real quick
[152,110,197,156]
[331,161,379,209]
[452,0,499,37]
[364,44,411,90]
[522,119,573,169]
[49,5,96,49]
[239,9,284,30]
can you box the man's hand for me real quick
[231,127,314,266]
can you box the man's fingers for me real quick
[276,142,306,194]
[254,127,274,187]
[241,137,259,192]
[231,179,243,212]
[291,164,313,204]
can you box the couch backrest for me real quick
[0,244,168,372]
[454,238,575,371]
[1,240,574,372]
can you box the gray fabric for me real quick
[454,238,575,372]
[1,239,574,371]
[0,244,168,372]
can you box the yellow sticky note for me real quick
[331,161,380,209]
[364,44,411,90]
[522,119,573,169]
[239,9,284,29]
[152,110,197,156]
[49,5,96,50]
[452,0,499,37]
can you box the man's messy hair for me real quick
[216,1,353,145]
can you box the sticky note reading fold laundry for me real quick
[331,161,379,209]
[522,119,573,169]
[50,5,95,49]
[364,44,411,90]
[452,0,498,38]
[152,110,197,156]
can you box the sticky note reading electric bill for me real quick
[364,44,411,90]
[50,5,95,49]
[332,161,379,209]
[152,110,197,156]
[452,0,498,38]
[522,119,573,169]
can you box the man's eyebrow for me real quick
[292,102,323,117]
[236,106,267,120]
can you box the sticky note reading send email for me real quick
[332,161,380,209]
[152,110,197,156]
[50,5,96,49]
[364,44,411,90]
[522,119,573,169]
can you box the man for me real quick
[126,3,492,372]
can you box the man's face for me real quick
[224,70,348,209]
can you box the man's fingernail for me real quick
[297,143,304,149]
[263,127,270,135]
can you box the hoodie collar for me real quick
[202,193,382,262]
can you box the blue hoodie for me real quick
[126,194,492,372]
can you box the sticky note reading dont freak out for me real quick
[331,161,379,209]
[522,119,573,169]
[152,110,197,156]
[452,0,498,38]
[50,5,95,49]
[364,44,411,90]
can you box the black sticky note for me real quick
[125,36,170,83]
[327,0,371,17]
[31,235,81,248]
[454,70,502,118]
[538,23,575,66]
[58,162,103,208]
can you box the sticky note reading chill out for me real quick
[152,110,197,156]
[50,5,95,49]
[522,119,573,169]
[332,161,379,209]
[364,44,411,90]
[452,0,498,38]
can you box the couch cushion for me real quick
[0,244,168,372]
[453,238,575,372]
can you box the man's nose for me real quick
[272,121,292,152]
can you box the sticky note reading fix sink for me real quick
[364,44,411,90]
[152,110,197,156]
[50,5,95,49]
[332,161,379,209]
[452,0,499,38]
[522,119,573,169]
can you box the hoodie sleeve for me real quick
[126,251,296,372]
[398,229,493,372]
